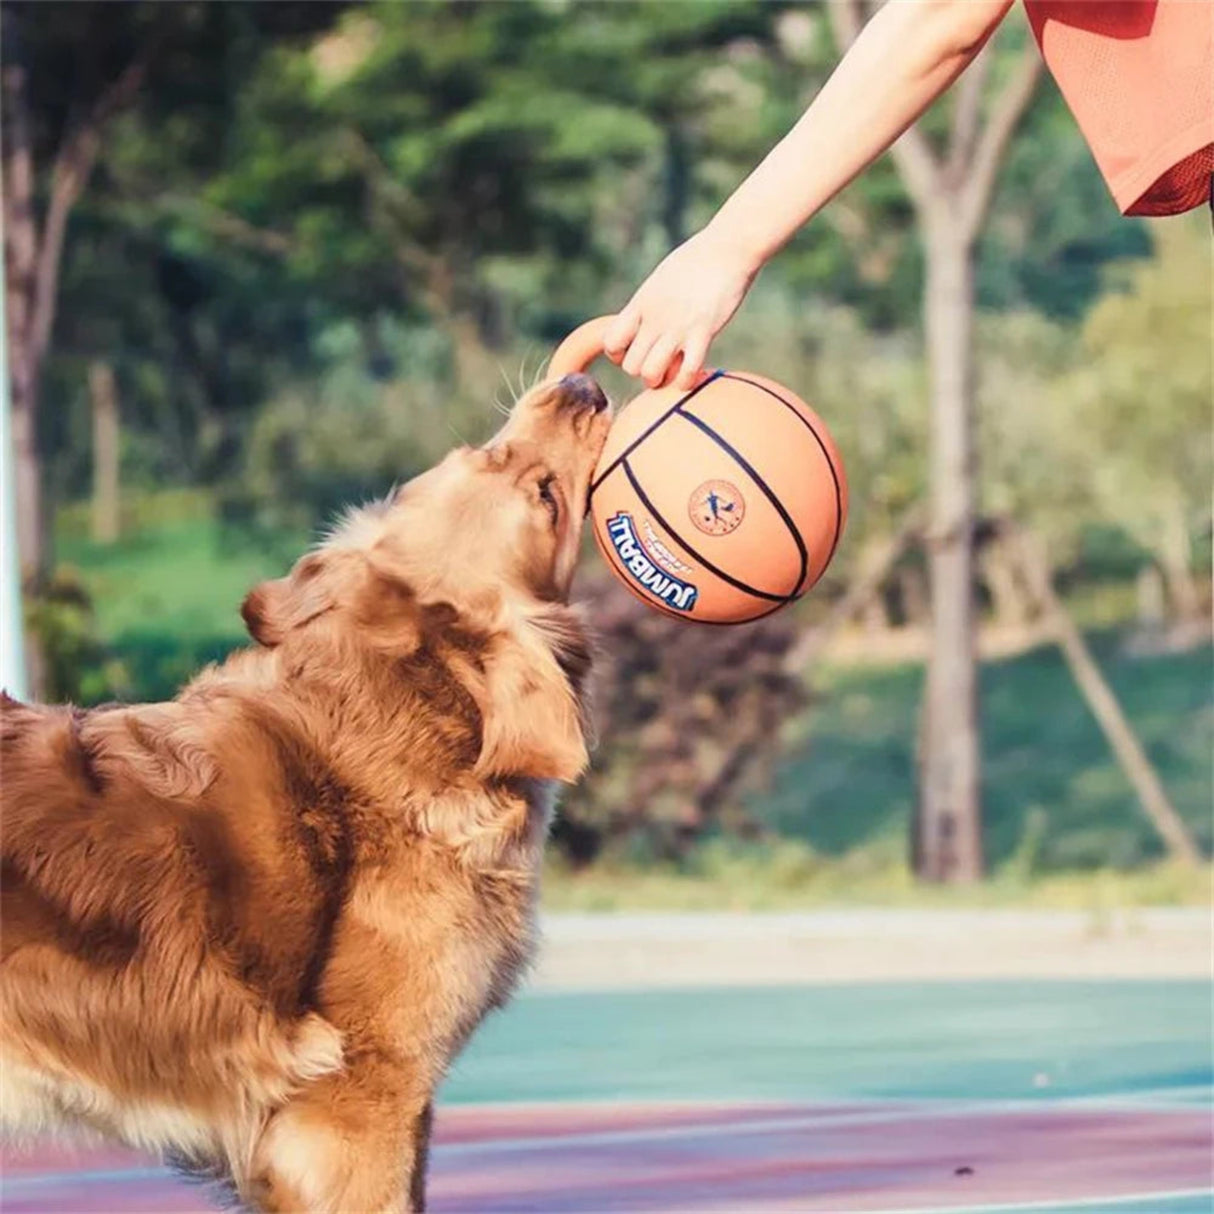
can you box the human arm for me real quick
[605,0,1016,388]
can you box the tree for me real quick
[2,4,155,586]
[1066,217,1213,622]
[979,216,1213,628]
[829,0,1043,883]
[88,361,120,543]
[2,1,348,696]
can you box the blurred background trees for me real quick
[3,0,1209,896]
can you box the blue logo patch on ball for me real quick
[606,513,698,612]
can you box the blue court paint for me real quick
[445,980,1213,1107]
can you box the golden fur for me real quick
[0,373,611,1212]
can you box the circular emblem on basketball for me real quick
[689,480,745,536]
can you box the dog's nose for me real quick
[558,373,608,413]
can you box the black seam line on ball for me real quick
[589,369,726,496]
[720,372,844,584]
[621,458,792,605]
[672,406,808,598]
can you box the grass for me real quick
[56,501,306,700]
[53,498,1213,908]
[542,846,1212,912]
[756,644,1213,873]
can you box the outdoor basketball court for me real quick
[2,977,1210,1213]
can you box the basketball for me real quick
[551,318,848,624]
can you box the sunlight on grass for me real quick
[56,497,308,700]
[542,845,1212,912]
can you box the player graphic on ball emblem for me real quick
[689,480,745,536]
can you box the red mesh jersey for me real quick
[1023,0,1213,216]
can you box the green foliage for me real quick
[55,486,215,543]
[26,0,1148,523]
[10,0,350,497]
[759,642,1213,873]
[23,568,131,704]
[978,216,1212,597]
[52,494,1212,883]
[55,502,295,701]
[229,319,503,535]
[977,307,1092,554]
[978,73,1151,319]
[14,0,1208,898]
[1065,217,1213,571]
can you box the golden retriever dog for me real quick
[0,372,611,1212]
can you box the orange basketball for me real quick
[551,318,848,624]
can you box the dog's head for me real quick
[240,373,612,783]
[384,370,611,607]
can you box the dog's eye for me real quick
[537,475,559,524]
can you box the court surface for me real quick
[2,980,1210,1213]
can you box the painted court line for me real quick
[856,1188,1214,1214]
[438,1108,917,1157]
[434,1088,1214,1116]
[1,1168,164,1193]
[434,1100,1210,1158]
[0,1112,889,1190]
[4,1099,1207,1188]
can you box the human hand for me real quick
[603,229,759,390]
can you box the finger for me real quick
[658,350,684,389]
[603,306,641,363]
[640,334,681,389]
[621,325,660,379]
[674,328,712,390]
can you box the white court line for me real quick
[436,1087,1213,1119]
[437,1108,916,1158]
[836,1187,1214,1214]
[434,1098,1210,1159]
[1,1168,166,1192]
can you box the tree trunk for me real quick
[899,562,930,627]
[915,222,983,884]
[861,592,889,634]
[2,61,46,587]
[2,46,150,573]
[826,0,1040,885]
[1135,564,1166,630]
[90,361,121,544]
[1158,494,1201,621]
[983,537,1031,627]
[9,385,44,585]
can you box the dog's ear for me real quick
[241,552,338,647]
[473,607,592,783]
[243,541,428,650]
